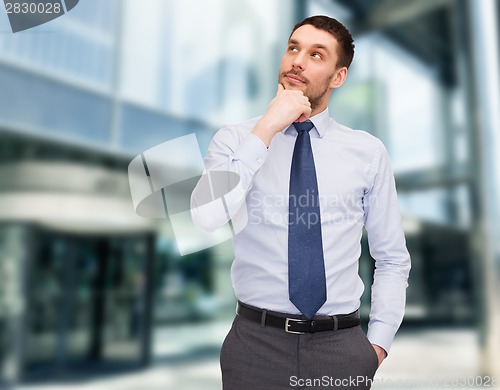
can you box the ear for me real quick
[329,66,348,89]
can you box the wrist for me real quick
[372,344,387,358]
[251,117,283,147]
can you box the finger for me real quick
[277,83,285,95]
[296,113,309,122]
[297,104,312,122]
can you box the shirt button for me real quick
[257,158,263,163]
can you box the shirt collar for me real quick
[283,107,330,138]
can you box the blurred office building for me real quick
[0,0,499,389]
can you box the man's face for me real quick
[279,24,341,111]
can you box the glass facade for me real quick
[0,65,112,143]
[0,0,296,150]
[0,0,116,89]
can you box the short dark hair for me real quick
[290,15,355,69]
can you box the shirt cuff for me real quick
[232,133,267,173]
[367,321,396,355]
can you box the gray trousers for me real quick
[220,306,378,390]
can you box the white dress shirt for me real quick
[191,108,411,353]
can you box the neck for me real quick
[309,90,332,117]
[310,101,329,117]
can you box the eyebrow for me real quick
[288,39,331,54]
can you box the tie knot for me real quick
[293,120,314,133]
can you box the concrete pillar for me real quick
[467,0,500,378]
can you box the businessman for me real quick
[191,15,411,390]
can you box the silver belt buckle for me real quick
[285,318,306,334]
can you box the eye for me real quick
[311,52,322,59]
[288,46,298,52]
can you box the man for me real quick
[191,15,411,390]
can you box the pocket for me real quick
[367,341,379,370]
[358,328,379,371]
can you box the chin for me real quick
[284,81,305,91]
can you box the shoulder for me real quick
[329,119,390,171]
[332,119,385,149]
[330,118,388,158]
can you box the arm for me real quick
[191,84,312,232]
[363,140,411,359]
[189,127,268,232]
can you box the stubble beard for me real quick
[279,71,333,113]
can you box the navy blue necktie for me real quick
[288,120,326,319]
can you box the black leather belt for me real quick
[236,302,360,334]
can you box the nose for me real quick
[292,52,306,71]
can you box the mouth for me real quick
[284,73,306,84]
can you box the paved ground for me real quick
[15,321,498,390]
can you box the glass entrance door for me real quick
[23,230,153,379]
